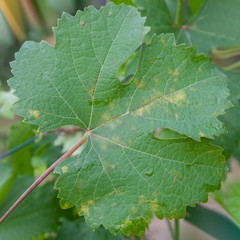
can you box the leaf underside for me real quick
[9,3,231,236]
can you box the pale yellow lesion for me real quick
[131,206,138,214]
[138,195,145,204]
[161,39,166,45]
[61,166,68,173]
[81,204,90,215]
[88,200,94,205]
[28,109,40,119]
[164,90,187,106]
[167,68,173,75]
[62,203,71,209]
[133,78,140,86]
[154,76,160,83]
[173,68,180,76]
[138,81,146,89]
[100,112,111,121]
[199,132,205,137]
[190,87,196,92]
[108,99,117,110]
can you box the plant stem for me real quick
[0,135,40,160]
[166,218,175,239]
[0,131,88,224]
[175,219,180,240]
[176,0,183,26]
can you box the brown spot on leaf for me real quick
[80,21,86,27]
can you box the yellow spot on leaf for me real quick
[168,68,173,75]
[154,77,160,83]
[164,90,187,106]
[131,206,138,213]
[81,204,90,215]
[29,109,40,119]
[199,132,205,137]
[62,166,68,173]
[161,39,166,45]
[138,80,146,89]
[101,112,111,121]
[138,195,145,204]
[175,114,179,120]
[62,203,70,209]
[198,67,203,72]
[173,69,180,76]
[88,200,94,205]
[136,108,143,117]
[153,88,163,97]
[109,99,117,110]
[134,78,140,86]
[190,87,196,92]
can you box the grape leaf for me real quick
[8,3,231,236]
[7,122,37,175]
[0,162,13,205]
[213,72,240,159]
[57,218,129,240]
[130,0,240,159]
[134,0,240,55]
[55,136,226,236]
[214,181,240,226]
[177,0,240,55]
[133,0,176,38]
[0,176,62,240]
[185,204,240,239]
[110,0,136,7]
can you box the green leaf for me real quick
[214,181,240,225]
[31,132,63,175]
[9,3,147,133]
[0,176,62,240]
[57,218,129,240]
[213,72,240,158]
[185,204,240,240]
[132,0,240,159]
[134,0,176,38]
[134,0,240,55]
[110,0,136,7]
[0,162,13,205]
[7,122,37,175]
[177,0,240,55]
[55,136,226,236]
[9,3,231,236]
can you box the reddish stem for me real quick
[0,132,88,224]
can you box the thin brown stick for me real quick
[0,131,89,224]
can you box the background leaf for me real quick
[185,204,240,240]
[57,218,129,240]
[214,181,240,225]
[0,176,62,240]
